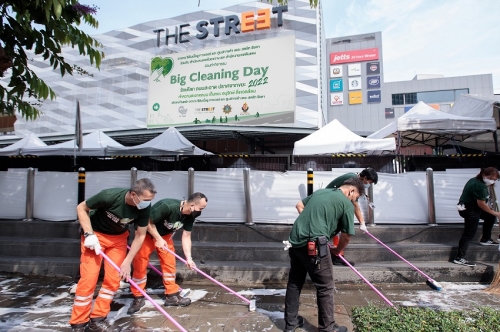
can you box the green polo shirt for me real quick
[86,188,150,235]
[459,178,489,208]
[325,172,357,189]
[150,199,195,236]
[288,189,355,248]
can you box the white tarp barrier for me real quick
[372,172,428,224]
[84,171,139,199]
[33,172,78,221]
[193,169,246,223]
[3,168,498,224]
[149,171,188,204]
[0,171,27,219]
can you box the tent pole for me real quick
[396,131,401,155]
[494,131,499,153]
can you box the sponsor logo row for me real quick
[330,75,380,92]
[330,61,380,77]
[331,90,381,105]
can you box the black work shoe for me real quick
[283,315,304,332]
[332,255,355,266]
[332,323,348,332]
[88,320,121,332]
[164,292,191,306]
[72,326,88,332]
[127,296,145,314]
[479,239,499,246]
[453,258,476,267]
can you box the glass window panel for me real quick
[392,94,404,105]
[417,90,455,103]
[404,93,417,104]
[454,89,469,100]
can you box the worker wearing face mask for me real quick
[324,168,378,266]
[128,192,208,314]
[453,167,500,267]
[70,178,157,332]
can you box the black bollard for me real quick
[78,167,86,204]
[307,168,313,196]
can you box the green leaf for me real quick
[52,1,62,19]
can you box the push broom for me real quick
[363,231,442,291]
[126,245,190,297]
[484,186,500,294]
[162,245,256,311]
[99,251,188,332]
[336,254,396,308]
[328,243,395,308]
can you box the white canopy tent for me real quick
[21,130,123,156]
[448,94,498,118]
[368,101,497,151]
[293,119,396,155]
[107,127,212,156]
[0,133,47,156]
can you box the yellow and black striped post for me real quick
[78,167,86,204]
[307,168,313,196]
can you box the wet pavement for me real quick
[2,272,500,331]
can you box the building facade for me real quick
[326,32,494,136]
[0,1,496,155]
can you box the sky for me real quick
[78,0,500,94]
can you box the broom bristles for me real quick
[484,262,500,294]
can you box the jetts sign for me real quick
[153,6,288,47]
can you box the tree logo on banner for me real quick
[150,57,174,82]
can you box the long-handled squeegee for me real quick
[99,251,188,332]
[126,245,190,297]
[162,245,256,311]
[363,231,442,291]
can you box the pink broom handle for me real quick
[126,243,187,293]
[364,231,435,282]
[99,251,187,332]
[162,245,251,305]
[126,245,162,276]
[337,254,395,308]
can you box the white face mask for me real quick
[132,193,151,210]
[483,177,496,186]
[364,183,371,189]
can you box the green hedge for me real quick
[352,305,500,332]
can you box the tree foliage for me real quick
[0,0,104,119]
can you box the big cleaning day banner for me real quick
[147,35,296,127]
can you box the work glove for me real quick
[84,234,101,255]
[359,223,367,232]
[283,240,292,250]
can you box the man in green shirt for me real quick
[284,177,364,332]
[454,167,500,267]
[325,168,378,266]
[70,178,156,332]
[128,192,208,314]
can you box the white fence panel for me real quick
[0,171,28,219]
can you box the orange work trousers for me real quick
[131,234,179,297]
[333,233,344,256]
[70,231,128,326]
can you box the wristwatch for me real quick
[84,231,94,238]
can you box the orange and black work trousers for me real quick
[70,231,128,328]
[131,234,179,297]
